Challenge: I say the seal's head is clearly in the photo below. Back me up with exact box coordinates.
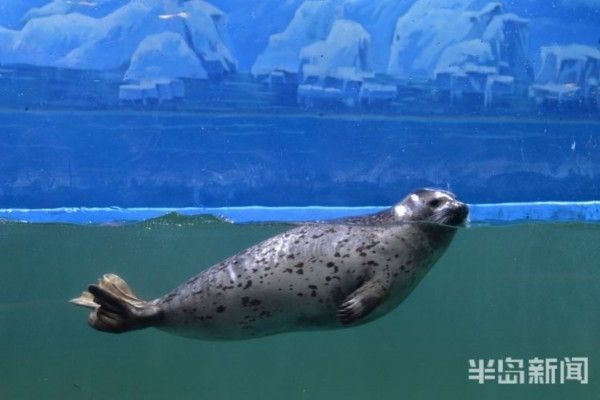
[394,188,468,226]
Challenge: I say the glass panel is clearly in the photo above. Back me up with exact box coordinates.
[0,1,598,399]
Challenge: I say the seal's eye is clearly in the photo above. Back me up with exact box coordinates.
[428,199,441,208]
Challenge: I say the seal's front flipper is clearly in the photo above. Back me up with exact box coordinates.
[70,274,162,334]
[337,280,388,325]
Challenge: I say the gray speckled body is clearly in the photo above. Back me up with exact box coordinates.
[155,221,456,340]
[72,189,468,340]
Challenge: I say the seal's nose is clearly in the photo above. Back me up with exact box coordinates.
[448,200,469,225]
[452,201,469,225]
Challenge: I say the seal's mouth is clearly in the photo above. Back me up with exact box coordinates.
[448,203,469,226]
[432,202,469,226]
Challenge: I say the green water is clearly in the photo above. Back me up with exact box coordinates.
[0,216,598,400]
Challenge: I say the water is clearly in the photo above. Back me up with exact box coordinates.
[1,215,598,399]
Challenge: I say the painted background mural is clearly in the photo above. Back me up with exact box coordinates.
[0,0,598,207]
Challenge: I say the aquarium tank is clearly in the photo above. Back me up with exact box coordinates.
[0,0,598,399]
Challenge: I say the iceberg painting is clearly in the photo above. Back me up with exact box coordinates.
[0,1,235,79]
[0,0,597,210]
[0,0,598,111]
[529,44,600,106]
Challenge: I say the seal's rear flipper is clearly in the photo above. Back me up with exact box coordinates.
[70,274,163,334]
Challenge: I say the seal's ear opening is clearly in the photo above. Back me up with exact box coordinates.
[393,203,411,219]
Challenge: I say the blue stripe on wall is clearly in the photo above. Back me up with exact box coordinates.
[1,202,599,225]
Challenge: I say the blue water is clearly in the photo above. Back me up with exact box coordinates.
[0,217,598,399]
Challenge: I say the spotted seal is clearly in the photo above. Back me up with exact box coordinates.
[71,188,468,340]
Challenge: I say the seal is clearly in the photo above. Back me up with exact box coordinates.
[71,188,468,340]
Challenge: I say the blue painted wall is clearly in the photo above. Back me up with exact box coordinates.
[1,111,597,208]
[0,1,598,209]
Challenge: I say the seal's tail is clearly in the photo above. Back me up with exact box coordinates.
[70,274,162,334]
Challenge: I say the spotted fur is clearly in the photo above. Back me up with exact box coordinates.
[72,188,468,341]
[153,189,468,340]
